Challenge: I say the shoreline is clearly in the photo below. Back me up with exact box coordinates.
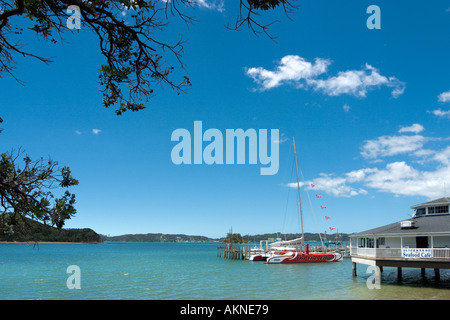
[0,241,103,245]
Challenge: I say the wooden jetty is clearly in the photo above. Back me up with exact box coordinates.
[217,245,246,260]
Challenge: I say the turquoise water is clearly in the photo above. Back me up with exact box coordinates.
[1,242,450,300]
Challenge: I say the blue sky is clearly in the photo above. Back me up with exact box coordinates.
[1,0,450,238]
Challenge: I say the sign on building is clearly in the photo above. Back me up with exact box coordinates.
[401,248,432,259]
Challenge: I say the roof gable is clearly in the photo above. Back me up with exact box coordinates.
[351,214,450,237]
[410,197,450,209]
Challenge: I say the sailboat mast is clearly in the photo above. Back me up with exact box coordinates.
[292,137,305,250]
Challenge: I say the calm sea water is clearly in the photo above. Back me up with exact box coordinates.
[1,242,450,300]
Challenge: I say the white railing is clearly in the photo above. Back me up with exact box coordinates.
[433,249,450,259]
[350,247,450,260]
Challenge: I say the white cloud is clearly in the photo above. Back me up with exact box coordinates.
[273,133,288,144]
[431,109,450,118]
[364,161,419,187]
[343,104,351,112]
[246,56,405,99]
[309,64,405,99]
[246,55,330,90]
[75,129,102,135]
[193,0,224,11]
[161,0,224,11]
[290,160,449,199]
[413,148,435,158]
[438,90,450,103]
[363,161,449,199]
[345,168,377,183]
[287,174,367,198]
[289,124,450,199]
[361,134,426,159]
[398,123,425,134]
[429,90,450,119]
[433,146,450,165]
[391,85,406,99]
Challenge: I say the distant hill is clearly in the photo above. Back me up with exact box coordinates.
[102,233,216,243]
[0,217,349,244]
[101,231,349,243]
[0,218,103,243]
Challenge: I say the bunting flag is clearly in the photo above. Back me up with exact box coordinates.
[311,184,316,188]
[315,194,322,198]
[320,206,326,209]
[329,227,336,231]
[325,216,331,220]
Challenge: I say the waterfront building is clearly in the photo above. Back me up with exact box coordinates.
[350,197,450,282]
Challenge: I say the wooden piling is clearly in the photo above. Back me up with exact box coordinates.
[218,246,244,260]
[435,268,440,282]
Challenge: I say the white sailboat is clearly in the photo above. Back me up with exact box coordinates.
[266,137,343,264]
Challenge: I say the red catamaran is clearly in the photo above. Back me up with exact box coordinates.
[266,137,343,264]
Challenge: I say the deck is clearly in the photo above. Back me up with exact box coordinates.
[350,247,450,282]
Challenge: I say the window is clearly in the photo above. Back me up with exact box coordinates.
[358,237,377,248]
[428,206,449,214]
[415,208,426,216]
[358,238,366,248]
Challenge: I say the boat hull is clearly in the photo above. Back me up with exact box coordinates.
[249,254,268,261]
[266,251,343,264]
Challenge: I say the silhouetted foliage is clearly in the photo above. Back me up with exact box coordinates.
[0,149,78,234]
[0,217,102,243]
[222,232,247,244]
[0,0,296,115]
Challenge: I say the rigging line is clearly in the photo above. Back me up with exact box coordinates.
[298,162,324,247]
[297,197,302,236]
[281,147,295,237]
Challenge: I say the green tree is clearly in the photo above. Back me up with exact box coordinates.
[0,0,296,115]
[222,232,247,244]
[0,149,78,233]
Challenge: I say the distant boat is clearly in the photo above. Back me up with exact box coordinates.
[248,249,271,261]
[248,238,301,261]
[248,240,271,261]
[266,137,343,264]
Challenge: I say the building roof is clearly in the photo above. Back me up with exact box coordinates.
[351,214,450,237]
[410,197,450,209]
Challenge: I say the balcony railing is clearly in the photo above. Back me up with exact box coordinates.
[350,247,450,260]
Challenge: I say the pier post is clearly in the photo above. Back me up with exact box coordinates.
[421,268,426,276]
[352,262,357,277]
[435,269,440,282]
[397,267,402,282]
